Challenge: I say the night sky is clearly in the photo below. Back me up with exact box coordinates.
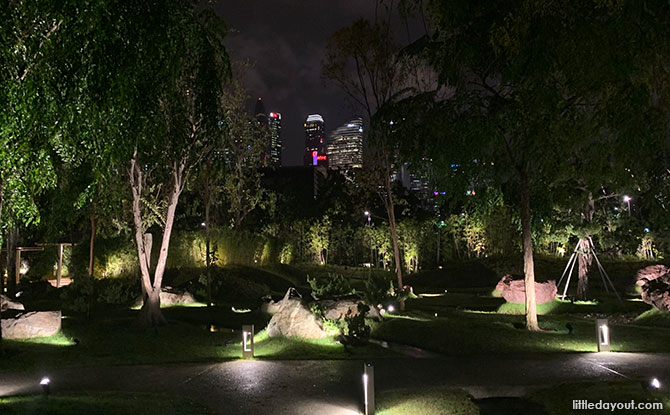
[214,1,381,166]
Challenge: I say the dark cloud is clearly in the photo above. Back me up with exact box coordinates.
[214,0,378,166]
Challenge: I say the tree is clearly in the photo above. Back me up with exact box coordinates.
[220,81,269,230]
[323,15,412,300]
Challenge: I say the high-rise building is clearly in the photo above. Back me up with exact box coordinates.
[304,114,327,166]
[326,118,364,171]
[268,112,282,167]
[254,97,266,123]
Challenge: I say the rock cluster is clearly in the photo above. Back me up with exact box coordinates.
[636,265,670,312]
[1,311,62,339]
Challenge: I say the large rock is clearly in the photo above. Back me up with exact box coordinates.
[260,287,302,314]
[638,268,670,311]
[319,299,381,321]
[635,265,670,286]
[1,311,61,339]
[266,298,327,339]
[0,294,24,312]
[133,287,197,308]
[496,274,557,304]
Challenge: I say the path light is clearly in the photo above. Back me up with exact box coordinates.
[650,378,661,389]
[387,305,395,313]
[40,377,50,396]
[242,325,254,358]
[363,362,375,415]
[596,319,610,352]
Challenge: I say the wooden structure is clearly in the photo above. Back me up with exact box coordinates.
[2,243,74,288]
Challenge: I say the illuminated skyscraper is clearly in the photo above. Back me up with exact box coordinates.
[268,112,282,167]
[326,118,364,171]
[304,114,327,166]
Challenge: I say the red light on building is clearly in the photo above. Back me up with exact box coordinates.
[316,155,327,161]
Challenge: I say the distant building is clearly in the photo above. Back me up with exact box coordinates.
[268,112,282,167]
[326,118,363,171]
[254,97,266,123]
[304,114,327,166]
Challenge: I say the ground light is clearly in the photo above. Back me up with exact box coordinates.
[363,362,375,415]
[242,325,254,358]
[596,319,610,352]
[40,377,50,396]
[651,378,661,389]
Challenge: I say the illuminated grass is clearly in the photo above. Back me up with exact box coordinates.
[11,331,77,347]
[635,308,670,328]
[0,392,212,415]
[378,387,478,415]
[372,309,670,354]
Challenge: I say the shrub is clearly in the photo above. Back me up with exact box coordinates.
[307,273,354,298]
[361,273,395,306]
[341,303,371,343]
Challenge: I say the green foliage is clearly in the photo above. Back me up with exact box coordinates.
[362,273,395,306]
[60,275,140,313]
[307,273,355,298]
[341,303,371,342]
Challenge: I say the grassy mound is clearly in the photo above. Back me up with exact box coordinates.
[635,308,670,328]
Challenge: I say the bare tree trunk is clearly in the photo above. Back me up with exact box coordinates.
[577,193,595,299]
[519,169,539,331]
[0,179,3,348]
[141,233,152,299]
[577,239,592,300]
[88,206,97,276]
[6,228,18,295]
[384,170,404,309]
[204,177,212,308]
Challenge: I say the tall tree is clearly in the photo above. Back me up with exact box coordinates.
[323,15,413,299]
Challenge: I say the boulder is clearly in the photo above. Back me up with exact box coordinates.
[0,294,24,312]
[260,287,302,314]
[318,299,381,320]
[638,269,670,312]
[635,265,670,286]
[1,311,62,339]
[266,298,327,339]
[497,274,557,304]
[133,288,197,308]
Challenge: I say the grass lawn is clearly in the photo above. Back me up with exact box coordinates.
[371,307,670,354]
[0,392,213,415]
[0,305,397,371]
[375,381,670,415]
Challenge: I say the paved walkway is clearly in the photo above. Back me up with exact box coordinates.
[1,353,669,414]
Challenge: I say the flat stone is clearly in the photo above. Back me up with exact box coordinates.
[1,311,62,339]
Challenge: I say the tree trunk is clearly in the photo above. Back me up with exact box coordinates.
[141,233,152,299]
[576,193,595,299]
[88,208,97,276]
[6,228,18,295]
[577,239,592,300]
[519,169,539,331]
[0,179,3,348]
[384,170,404,310]
[204,179,212,308]
[138,288,166,327]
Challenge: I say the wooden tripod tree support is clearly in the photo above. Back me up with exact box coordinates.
[557,237,621,302]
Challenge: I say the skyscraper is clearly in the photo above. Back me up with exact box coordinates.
[268,112,282,167]
[326,118,364,171]
[304,114,327,166]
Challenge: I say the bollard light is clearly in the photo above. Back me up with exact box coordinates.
[40,377,50,396]
[363,362,375,415]
[242,324,254,358]
[596,319,610,352]
[387,305,395,313]
[651,378,661,389]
